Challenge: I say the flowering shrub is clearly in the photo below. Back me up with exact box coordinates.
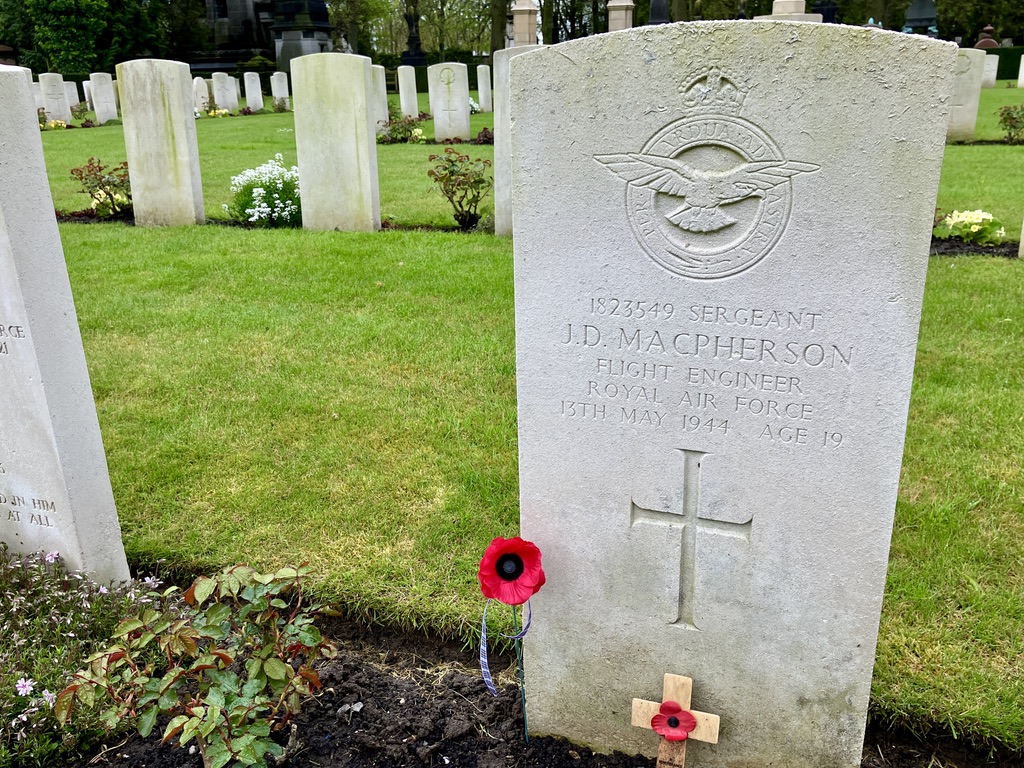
[40,119,67,131]
[223,154,301,228]
[933,209,1006,246]
[208,108,230,118]
[56,564,337,768]
[70,157,133,219]
[271,97,289,113]
[997,104,1024,144]
[70,102,89,121]
[428,147,492,231]
[377,115,426,145]
[469,96,480,114]
[0,545,148,767]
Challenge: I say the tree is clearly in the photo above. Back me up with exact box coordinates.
[328,0,394,55]
[25,0,108,72]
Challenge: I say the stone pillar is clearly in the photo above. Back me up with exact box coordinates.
[427,63,471,141]
[212,72,238,111]
[754,0,823,21]
[607,0,634,31]
[116,59,204,226]
[397,65,418,117]
[90,73,118,124]
[477,64,492,112]
[947,48,985,142]
[270,72,290,110]
[243,72,264,111]
[0,66,130,584]
[512,0,539,46]
[370,64,390,133]
[494,46,543,236]
[39,73,71,123]
[194,77,210,111]
[291,53,380,232]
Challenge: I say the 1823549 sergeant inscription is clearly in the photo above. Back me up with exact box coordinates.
[595,68,818,280]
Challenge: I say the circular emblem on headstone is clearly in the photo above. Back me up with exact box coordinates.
[440,67,455,85]
[595,69,819,280]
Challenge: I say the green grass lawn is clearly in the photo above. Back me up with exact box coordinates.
[28,91,1024,752]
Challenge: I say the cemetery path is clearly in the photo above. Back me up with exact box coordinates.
[71,620,1018,768]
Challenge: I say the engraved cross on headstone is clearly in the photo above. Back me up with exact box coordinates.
[439,67,458,129]
[631,449,752,630]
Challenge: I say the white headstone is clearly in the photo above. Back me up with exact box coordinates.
[112,79,119,109]
[754,0,823,20]
[243,72,263,111]
[194,76,210,111]
[270,71,290,109]
[64,81,79,107]
[427,62,471,141]
[476,64,492,112]
[1019,55,1024,89]
[292,52,380,232]
[116,59,204,226]
[212,72,238,112]
[39,73,71,123]
[397,65,418,118]
[30,82,42,110]
[0,66,130,585]
[370,64,390,134]
[511,22,955,766]
[82,80,92,109]
[494,46,543,236]
[981,53,998,87]
[90,73,118,124]
[233,76,241,102]
[947,48,985,142]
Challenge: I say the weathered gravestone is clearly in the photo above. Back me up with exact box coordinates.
[477,64,492,112]
[0,67,130,584]
[1019,56,1024,89]
[243,72,264,111]
[982,53,998,87]
[494,45,543,236]
[512,22,955,767]
[194,76,210,111]
[90,72,118,124]
[116,59,204,226]
[292,53,380,232]
[82,81,92,110]
[398,65,418,118]
[212,72,239,112]
[946,48,985,142]
[270,72,290,110]
[427,62,471,141]
[39,73,71,123]
[64,81,79,107]
[370,64,390,134]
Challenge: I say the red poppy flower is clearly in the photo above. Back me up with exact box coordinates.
[651,701,697,742]
[478,536,545,605]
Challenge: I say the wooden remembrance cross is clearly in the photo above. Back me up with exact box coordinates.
[630,448,752,630]
[632,674,720,768]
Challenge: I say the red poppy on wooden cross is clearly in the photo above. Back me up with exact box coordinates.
[631,673,720,768]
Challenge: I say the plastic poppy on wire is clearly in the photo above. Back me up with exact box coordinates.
[477,536,545,700]
[651,701,697,742]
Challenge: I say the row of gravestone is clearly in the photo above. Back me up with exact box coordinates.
[0,20,971,766]
[948,49,1017,141]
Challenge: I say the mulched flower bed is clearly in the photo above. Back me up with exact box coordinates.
[930,236,1019,258]
[68,618,1021,768]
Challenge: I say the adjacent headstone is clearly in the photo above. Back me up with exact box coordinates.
[213,72,238,112]
[194,76,210,111]
[608,0,635,31]
[494,45,543,236]
[477,64,492,112]
[427,63,471,141]
[370,64,390,134]
[90,73,118,124]
[243,72,264,111]
[511,22,955,767]
[1019,56,1024,89]
[116,59,204,226]
[754,0,822,21]
[982,53,998,87]
[292,52,380,232]
[0,66,130,585]
[397,65,418,118]
[30,82,42,111]
[64,81,79,107]
[39,73,71,123]
[112,79,119,109]
[82,81,92,110]
[233,76,241,102]
[270,71,290,110]
[512,0,539,45]
[946,48,985,142]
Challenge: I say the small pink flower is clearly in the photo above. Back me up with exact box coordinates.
[42,690,56,707]
[15,678,35,697]
[44,551,59,564]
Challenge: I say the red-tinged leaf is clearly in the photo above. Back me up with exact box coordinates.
[54,687,77,724]
[297,666,322,690]
[182,581,197,605]
[162,714,189,744]
[211,650,234,666]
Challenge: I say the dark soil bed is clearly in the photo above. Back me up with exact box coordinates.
[69,619,1022,768]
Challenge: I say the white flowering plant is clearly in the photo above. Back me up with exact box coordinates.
[223,154,302,228]
[932,209,1006,246]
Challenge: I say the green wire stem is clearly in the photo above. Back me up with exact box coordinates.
[512,603,529,743]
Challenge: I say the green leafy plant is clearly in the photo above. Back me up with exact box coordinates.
[271,97,289,113]
[70,101,89,121]
[377,115,425,145]
[427,147,493,231]
[932,209,1006,246]
[56,564,337,768]
[69,157,132,218]
[223,154,301,228]
[997,104,1024,144]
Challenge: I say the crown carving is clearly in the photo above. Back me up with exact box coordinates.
[677,68,747,115]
